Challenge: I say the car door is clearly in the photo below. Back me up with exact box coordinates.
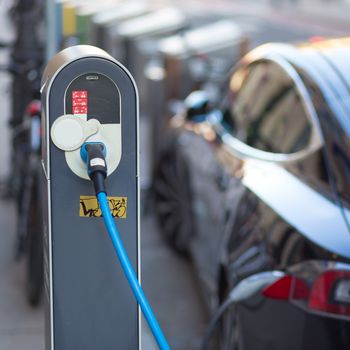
[214,56,348,289]
[182,55,322,308]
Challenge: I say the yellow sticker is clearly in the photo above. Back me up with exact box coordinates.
[79,196,127,218]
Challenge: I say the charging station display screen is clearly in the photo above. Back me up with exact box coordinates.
[65,72,120,124]
[72,90,88,114]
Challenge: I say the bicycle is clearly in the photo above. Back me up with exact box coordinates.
[1,0,45,306]
[11,99,43,305]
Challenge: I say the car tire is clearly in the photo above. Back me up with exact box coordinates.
[220,305,243,350]
[153,137,195,255]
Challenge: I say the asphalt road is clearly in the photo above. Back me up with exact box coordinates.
[0,1,350,350]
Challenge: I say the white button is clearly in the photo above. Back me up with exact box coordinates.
[51,118,84,151]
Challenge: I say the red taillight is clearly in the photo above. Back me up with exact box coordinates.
[262,275,309,300]
[262,269,350,317]
[309,270,350,316]
[309,36,325,44]
[26,100,41,117]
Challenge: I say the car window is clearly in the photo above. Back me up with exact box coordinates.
[295,67,350,205]
[225,60,313,154]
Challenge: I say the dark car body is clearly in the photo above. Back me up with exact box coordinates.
[154,38,350,349]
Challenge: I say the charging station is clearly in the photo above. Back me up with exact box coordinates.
[41,45,140,350]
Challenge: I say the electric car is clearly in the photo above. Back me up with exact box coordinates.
[153,38,350,349]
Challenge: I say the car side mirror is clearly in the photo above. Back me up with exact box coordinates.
[184,90,213,123]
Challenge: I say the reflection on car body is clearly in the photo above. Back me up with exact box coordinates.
[154,38,350,349]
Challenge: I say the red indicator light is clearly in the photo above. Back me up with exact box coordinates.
[72,99,87,107]
[72,91,88,114]
[73,106,88,114]
[72,91,88,99]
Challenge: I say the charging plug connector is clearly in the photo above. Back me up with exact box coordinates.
[81,142,107,195]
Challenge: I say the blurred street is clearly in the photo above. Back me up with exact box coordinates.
[0,0,350,349]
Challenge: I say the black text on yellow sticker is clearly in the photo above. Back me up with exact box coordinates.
[79,196,127,218]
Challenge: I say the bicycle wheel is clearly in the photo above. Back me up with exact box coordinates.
[26,166,43,306]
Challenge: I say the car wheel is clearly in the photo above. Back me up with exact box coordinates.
[204,304,243,350]
[153,138,195,255]
[220,305,243,350]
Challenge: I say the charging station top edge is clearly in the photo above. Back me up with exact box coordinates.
[42,45,139,101]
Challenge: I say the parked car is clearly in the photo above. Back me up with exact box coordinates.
[153,38,350,349]
[146,20,247,186]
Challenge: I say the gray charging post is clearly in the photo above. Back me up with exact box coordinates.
[41,45,139,350]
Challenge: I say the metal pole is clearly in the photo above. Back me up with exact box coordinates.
[46,0,61,61]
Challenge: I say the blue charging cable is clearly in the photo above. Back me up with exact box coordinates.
[81,142,171,350]
[98,192,171,350]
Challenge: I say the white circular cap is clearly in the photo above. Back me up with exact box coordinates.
[51,117,85,151]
